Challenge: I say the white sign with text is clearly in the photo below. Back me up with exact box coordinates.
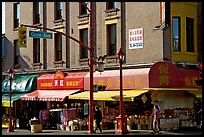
[129,28,143,49]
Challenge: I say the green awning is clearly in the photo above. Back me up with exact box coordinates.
[2,75,38,93]
[2,93,27,107]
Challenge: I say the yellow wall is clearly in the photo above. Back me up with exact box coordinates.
[171,2,198,63]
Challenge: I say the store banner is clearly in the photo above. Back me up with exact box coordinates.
[37,71,87,90]
[149,61,201,88]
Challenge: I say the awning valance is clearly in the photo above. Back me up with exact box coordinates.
[68,90,148,101]
[20,89,81,102]
[2,75,38,93]
[2,93,27,107]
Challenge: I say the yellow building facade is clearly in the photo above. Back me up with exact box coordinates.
[171,2,198,63]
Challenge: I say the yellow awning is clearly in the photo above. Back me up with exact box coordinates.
[68,89,148,101]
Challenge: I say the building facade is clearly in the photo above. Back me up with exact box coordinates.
[3,2,202,74]
[3,2,202,130]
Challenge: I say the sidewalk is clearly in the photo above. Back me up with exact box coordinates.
[2,128,202,135]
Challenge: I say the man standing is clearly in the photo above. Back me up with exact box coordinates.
[94,106,102,133]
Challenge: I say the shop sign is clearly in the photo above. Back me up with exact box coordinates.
[54,71,65,89]
[37,71,86,89]
[129,28,143,49]
[149,61,201,88]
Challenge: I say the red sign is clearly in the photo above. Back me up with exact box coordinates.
[149,61,200,88]
[37,71,87,90]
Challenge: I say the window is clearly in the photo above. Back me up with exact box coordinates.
[186,17,194,52]
[172,17,181,52]
[106,2,116,9]
[14,40,20,65]
[33,38,40,63]
[13,2,20,28]
[54,33,62,61]
[33,2,40,24]
[79,2,88,15]
[54,2,62,20]
[107,24,117,56]
[79,28,88,59]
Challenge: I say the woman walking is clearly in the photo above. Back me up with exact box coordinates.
[153,105,160,133]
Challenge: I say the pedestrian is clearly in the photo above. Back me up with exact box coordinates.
[153,105,160,133]
[153,99,160,130]
[94,106,102,133]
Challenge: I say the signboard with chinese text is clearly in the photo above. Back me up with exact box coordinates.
[129,28,143,49]
[149,61,201,88]
[37,71,87,90]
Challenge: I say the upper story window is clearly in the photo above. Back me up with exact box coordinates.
[106,2,117,10]
[33,38,40,63]
[79,28,88,59]
[14,39,20,65]
[54,2,63,20]
[172,17,181,52]
[79,2,89,15]
[33,2,40,24]
[107,24,117,56]
[54,33,62,61]
[13,2,20,29]
[186,17,194,52]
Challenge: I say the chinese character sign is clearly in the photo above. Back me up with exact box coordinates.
[129,28,144,49]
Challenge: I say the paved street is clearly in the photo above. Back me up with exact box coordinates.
[2,129,202,136]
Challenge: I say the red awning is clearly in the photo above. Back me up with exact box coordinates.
[20,89,80,102]
[84,68,150,90]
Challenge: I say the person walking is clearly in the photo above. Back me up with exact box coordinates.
[153,100,160,131]
[153,105,160,133]
[94,106,102,133]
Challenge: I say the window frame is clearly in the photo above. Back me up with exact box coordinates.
[79,28,89,59]
[107,24,117,56]
[54,2,63,20]
[106,2,117,10]
[13,2,20,29]
[14,39,20,65]
[79,2,89,15]
[33,2,40,24]
[33,38,40,63]
[186,17,194,52]
[54,33,62,61]
[172,16,181,52]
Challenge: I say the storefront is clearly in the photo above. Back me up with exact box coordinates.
[20,71,88,129]
[2,74,38,128]
[69,61,201,130]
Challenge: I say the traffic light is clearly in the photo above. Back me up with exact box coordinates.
[18,26,27,48]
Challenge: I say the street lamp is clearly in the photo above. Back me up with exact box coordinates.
[115,48,128,134]
[7,68,14,132]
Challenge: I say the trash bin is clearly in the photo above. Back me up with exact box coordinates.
[29,118,42,133]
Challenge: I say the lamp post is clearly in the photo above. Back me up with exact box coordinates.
[115,48,128,134]
[7,68,14,132]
